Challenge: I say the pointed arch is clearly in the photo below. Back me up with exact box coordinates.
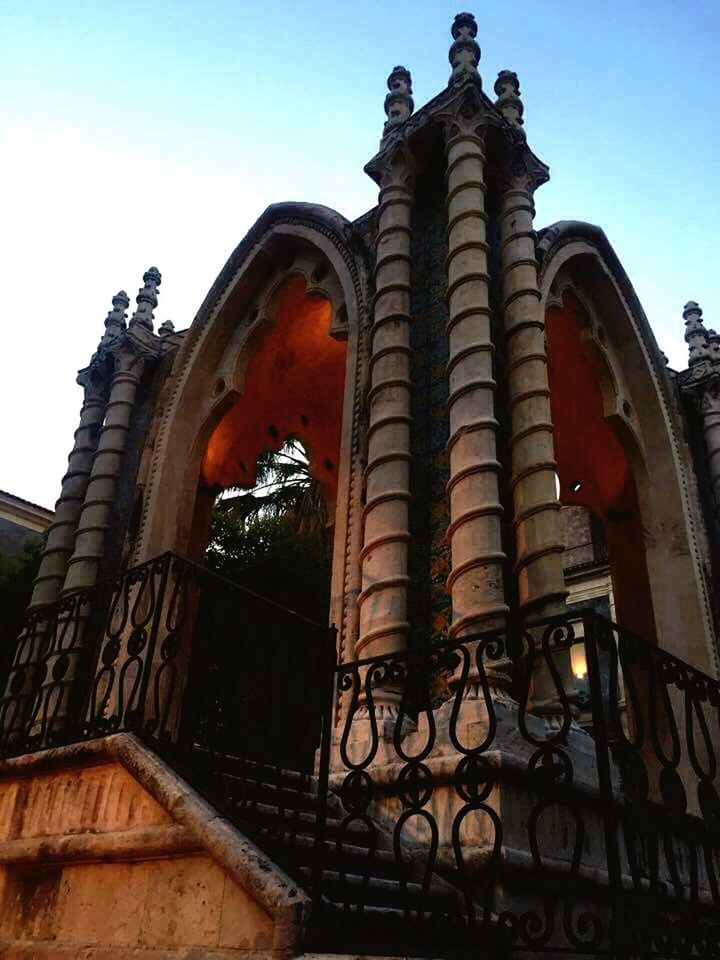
[538,221,717,674]
[131,202,372,665]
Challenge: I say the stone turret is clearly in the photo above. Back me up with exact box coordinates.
[684,300,710,365]
[494,69,525,136]
[103,290,130,339]
[448,12,481,87]
[129,266,162,332]
[383,66,414,141]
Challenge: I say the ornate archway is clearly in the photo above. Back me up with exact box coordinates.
[538,221,717,672]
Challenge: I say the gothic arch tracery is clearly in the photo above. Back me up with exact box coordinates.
[131,202,372,667]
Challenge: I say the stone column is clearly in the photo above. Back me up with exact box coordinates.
[62,345,145,592]
[495,73,566,619]
[444,113,508,638]
[357,79,415,660]
[63,270,160,592]
[30,294,129,607]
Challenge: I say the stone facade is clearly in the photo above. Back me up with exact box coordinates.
[2,9,720,958]
[0,491,52,561]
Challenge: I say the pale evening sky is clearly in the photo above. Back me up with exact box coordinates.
[1,0,718,509]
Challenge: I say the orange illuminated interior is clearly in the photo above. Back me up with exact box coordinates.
[546,290,657,643]
[202,276,347,507]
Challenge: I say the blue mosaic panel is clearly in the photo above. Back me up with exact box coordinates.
[408,181,451,646]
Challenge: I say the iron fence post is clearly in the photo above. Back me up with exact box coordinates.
[135,552,173,736]
[583,609,624,960]
[310,624,337,925]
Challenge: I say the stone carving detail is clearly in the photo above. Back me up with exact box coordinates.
[494,70,525,136]
[684,301,711,366]
[383,66,414,142]
[448,12,481,88]
[104,291,130,339]
[129,267,162,332]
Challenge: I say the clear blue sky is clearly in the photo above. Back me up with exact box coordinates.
[1,1,718,508]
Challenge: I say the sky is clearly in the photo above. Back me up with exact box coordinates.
[1,0,718,509]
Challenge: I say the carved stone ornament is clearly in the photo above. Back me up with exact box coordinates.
[494,69,525,136]
[448,12,481,88]
[684,300,710,366]
[383,66,414,139]
[129,266,162,332]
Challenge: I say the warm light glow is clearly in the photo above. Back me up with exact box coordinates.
[202,276,347,506]
[571,644,588,680]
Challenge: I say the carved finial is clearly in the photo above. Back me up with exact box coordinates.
[708,329,720,364]
[382,66,414,142]
[159,319,175,337]
[129,267,162,332]
[684,301,710,365]
[449,12,481,88]
[104,290,129,337]
[494,70,525,136]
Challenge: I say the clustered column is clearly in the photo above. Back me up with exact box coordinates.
[63,270,160,592]
[444,116,508,636]
[495,72,566,617]
[357,70,415,661]
[444,16,508,638]
[30,293,129,607]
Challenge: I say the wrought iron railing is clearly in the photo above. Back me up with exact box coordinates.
[1,556,719,959]
[309,613,720,958]
[0,552,336,763]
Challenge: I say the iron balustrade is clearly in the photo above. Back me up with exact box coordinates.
[0,552,336,764]
[309,613,720,959]
[0,556,719,959]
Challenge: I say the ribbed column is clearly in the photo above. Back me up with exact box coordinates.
[498,181,566,615]
[357,148,414,660]
[30,372,108,606]
[62,345,145,592]
[30,292,129,607]
[445,118,508,638]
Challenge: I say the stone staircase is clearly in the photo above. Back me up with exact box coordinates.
[157,743,466,953]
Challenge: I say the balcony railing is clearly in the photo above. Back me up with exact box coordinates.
[0,552,335,762]
[312,614,720,958]
[0,554,718,959]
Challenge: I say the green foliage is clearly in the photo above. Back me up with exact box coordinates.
[206,446,331,625]
[0,537,43,646]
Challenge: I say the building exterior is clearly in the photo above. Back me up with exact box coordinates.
[0,490,52,560]
[0,13,718,959]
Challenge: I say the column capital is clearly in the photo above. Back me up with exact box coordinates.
[76,363,110,403]
[373,140,417,191]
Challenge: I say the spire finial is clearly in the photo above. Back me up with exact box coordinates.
[105,291,129,337]
[382,66,414,142]
[129,267,162,332]
[684,301,710,365]
[494,70,525,136]
[449,12,481,88]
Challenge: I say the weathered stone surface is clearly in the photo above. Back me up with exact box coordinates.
[0,736,304,957]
